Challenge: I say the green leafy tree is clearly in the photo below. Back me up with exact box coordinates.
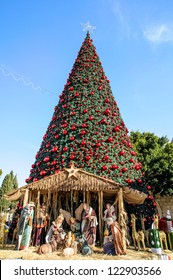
[0,170,18,212]
[130,131,173,196]
[26,31,156,227]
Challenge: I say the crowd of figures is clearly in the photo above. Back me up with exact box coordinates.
[4,201,126,256]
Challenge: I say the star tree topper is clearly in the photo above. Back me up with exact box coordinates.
[80,21,96,33]
[64,162,80,179]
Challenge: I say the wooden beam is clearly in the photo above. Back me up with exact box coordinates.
[118,188,127,251]
[83,190,86,203]
[98,190,103,245]
[71,190,73,216]
[23,189,29,207]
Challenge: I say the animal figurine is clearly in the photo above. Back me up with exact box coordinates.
[140,215,150,247]
[130,214,146,251]
[153,215,168,250]
[37,240,58,254]
[77,235,93,256]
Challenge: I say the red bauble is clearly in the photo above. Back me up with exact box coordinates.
[103,155,109,161]
[104,108,110,115]
[80,130,86,135]
[107,137,114,143]
[85,155,91,161]
[100,118,106,124]
[70,136,75,141]
[43,156,50,162]
[63,147,68,152]
[63,130,68,135]
[135,165,141,170]
[111,164,118,170]
[119,150,125,156]
[122,167,127,173]
[102,165,107,170]
[51,146,58,152]
[113,126,120,132]
[81,123,87,128]
[70,155,75,160]
[104,98,109,103]
[69,86,74,91]
[96,142,101,147]
[40,170,46,176]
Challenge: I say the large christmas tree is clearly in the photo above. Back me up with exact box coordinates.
[26,31,156,228]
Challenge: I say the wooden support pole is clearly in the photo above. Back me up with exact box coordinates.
[47,189,51,214]
[23,189,29,207]
[83,190,86,203]
[70,190,73,216]
[98,190,103,245]
[28,190,31,204]
[118,188,127,252]
[36,190,40,220]
[53,191,58,220]
[86,191,90,205]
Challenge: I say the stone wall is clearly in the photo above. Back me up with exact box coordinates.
[155,195,173,218]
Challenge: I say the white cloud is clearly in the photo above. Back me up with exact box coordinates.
[143,24,173,44]
[109,0,131,37]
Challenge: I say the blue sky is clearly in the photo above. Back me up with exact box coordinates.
[0,0,173,187]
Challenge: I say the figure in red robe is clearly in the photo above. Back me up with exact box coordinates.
[103,217,126,255]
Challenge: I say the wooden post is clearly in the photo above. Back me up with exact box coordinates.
[86,191,90,205]
[70,190,73,216]
[47,189,51,209]
[98,190,103,245]
[23,189,29,207]
[28,190,31,204]
[83,190,86,203]
[36,190,40,217]
[118,188,127,251]
[53,191,58,220]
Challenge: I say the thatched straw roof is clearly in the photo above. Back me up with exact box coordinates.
[4,166,147,204]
